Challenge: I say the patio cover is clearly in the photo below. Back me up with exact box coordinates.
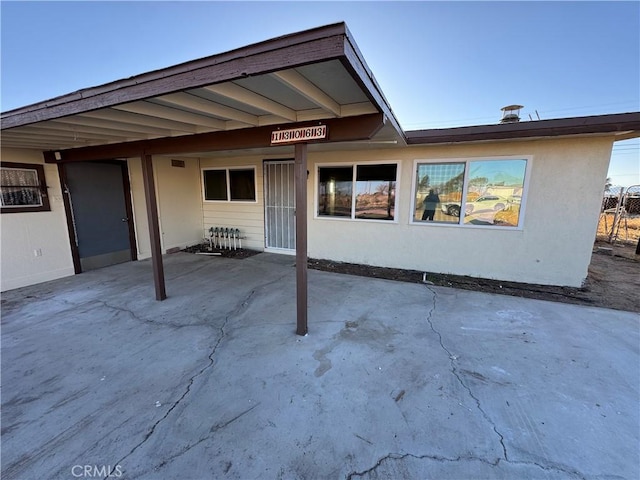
[2,21,639,333]
[0,22,407,335]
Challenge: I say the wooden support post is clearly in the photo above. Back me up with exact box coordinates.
[295,143,308,336]
[141,153,167,301]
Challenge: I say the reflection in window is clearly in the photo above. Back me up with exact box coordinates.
[318,164,398,220]
[1,162,50,213]
[414,163,464,223]
[318,166,353,217]
[355,164,396,220]
[464,159,526,227]
[413,158,527,227]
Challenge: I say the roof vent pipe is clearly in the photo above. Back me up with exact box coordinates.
[500,105,523,123]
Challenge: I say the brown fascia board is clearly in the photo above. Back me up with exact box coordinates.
[43,113,385,163]
[340,25,405,142]
[405,112,640,144]
[0,22,353,130]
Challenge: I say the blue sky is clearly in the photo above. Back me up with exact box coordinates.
[1,1,638,186]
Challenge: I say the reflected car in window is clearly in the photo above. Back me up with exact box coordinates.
[441,195,508,217]
[440,201,462,217]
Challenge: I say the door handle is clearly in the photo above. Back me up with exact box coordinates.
[121,217,129,222]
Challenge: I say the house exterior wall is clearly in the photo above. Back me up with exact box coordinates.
[305,136,613,287]
[128,156,203,259]
[200,156,267,251]
[0,135,614,291]
[0,148,75,291]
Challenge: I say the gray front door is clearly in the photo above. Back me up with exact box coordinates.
[65,161,134,271]
[264,160,295,251]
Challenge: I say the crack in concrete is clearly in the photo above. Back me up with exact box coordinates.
[423,285,509,460]
[102,273,291,480]
[98,300,216,330]
[346,452,500,479]
[165,260,218,281]
[346,452,587,479]
[209,403,260,433]
[103,286,258,480]
[509,459,587,479]
[420,286,587,480]
[135,403,261,478]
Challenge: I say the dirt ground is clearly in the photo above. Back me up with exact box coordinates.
[308,240,640,313]
[184,240,640,313]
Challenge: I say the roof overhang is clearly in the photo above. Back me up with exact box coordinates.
[1,22,405,159]
[405,112,640,145]
[2,22,639,159]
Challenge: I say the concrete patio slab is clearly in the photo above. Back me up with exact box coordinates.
[1,252,638,480]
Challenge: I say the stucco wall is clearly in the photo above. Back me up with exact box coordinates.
[1,136,614,291]
[128,156,203,259]
[0,148,75,291]
[305,136,613,287]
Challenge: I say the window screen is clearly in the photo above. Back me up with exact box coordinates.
[414,159,527,227]
[414,163,465,223]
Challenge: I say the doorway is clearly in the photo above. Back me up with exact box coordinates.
[264,160,295,252]
[62,161,137,272]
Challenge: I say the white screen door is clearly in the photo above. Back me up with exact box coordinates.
[264,160,295,251]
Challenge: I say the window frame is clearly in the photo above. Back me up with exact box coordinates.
[409,155,532,230]
[315,161,400,223]
[1,162,51,214]
[201,166,257,203]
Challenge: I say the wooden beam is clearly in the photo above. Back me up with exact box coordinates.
[44,113,385,163]
[141,153,167,301]
[27,120,151,139]
[2,27,347,129]
[113,101,226,131]
[295,143,308,336]
[57,115,173,136]
[158,92,260,126]
[82,109,198,134]
[203,83,298,121]
[272,70,341,117]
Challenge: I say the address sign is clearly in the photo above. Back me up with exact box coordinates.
[271,125,327,145]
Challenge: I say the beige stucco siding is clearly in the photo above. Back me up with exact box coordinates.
[306,136,613,287]
[0,136,614,291]
[128,156,203,259]
[0,148,75,291]
[200,157,266,251]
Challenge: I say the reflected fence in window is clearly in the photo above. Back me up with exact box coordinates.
[414,158,528,227]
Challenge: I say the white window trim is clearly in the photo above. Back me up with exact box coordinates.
[409,155,533,230]
[314,160,401,223]
[201,166,258,203]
